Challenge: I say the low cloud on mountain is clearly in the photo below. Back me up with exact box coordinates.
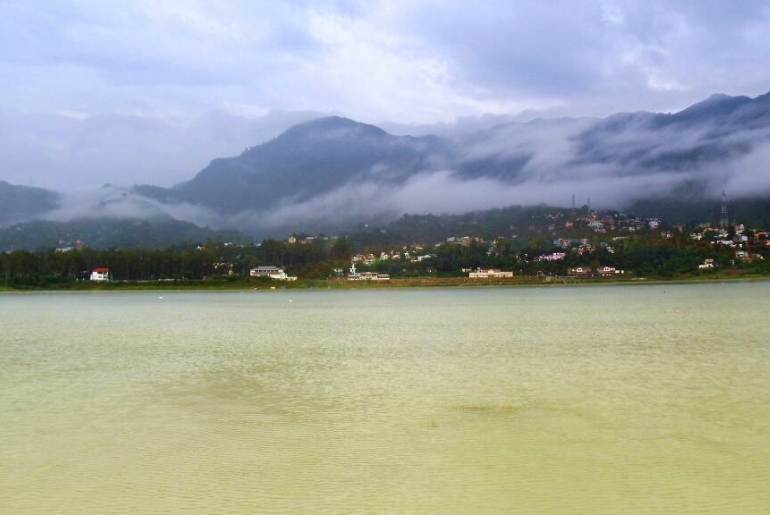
[4,92,770,237]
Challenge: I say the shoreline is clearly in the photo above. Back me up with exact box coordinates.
[2,273,769,293]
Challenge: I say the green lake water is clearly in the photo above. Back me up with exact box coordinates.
[1,283,769,513]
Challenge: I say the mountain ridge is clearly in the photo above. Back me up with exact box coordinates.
[3,90,770,241]
[141,90,770,216]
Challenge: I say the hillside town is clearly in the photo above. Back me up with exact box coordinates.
[342,208,767,281]
[3,202,769,289]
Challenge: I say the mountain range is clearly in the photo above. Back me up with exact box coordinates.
[2,91,770,248]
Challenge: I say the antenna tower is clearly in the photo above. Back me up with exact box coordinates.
[720,190,729,229]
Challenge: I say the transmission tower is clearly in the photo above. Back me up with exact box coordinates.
[720,190,729,229]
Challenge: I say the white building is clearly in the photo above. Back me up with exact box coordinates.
[351,253,376,265]
[250,266,297,281]
[535,252,567,262]
[598,266,624,277]
[468,268,514,279]
[90,267,110,282]
[699,258,716,270]
[347,263,390,281]
[588,220,605,232]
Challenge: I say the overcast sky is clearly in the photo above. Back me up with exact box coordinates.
[2,0,770,190]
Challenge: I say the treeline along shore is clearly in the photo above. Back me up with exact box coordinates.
[2,216,769,290]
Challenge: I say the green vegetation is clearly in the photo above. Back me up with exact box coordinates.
[2,204,769,291]
[0,238,353,289]
[2,229,768,291]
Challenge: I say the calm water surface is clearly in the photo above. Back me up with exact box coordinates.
[1,283,770,514]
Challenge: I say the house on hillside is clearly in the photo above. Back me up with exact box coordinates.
[90,267,110,282]
[535,252,567,262]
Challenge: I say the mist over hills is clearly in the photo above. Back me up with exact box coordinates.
[0,181,60,226]
[159,116,448,215]
[2,91,770,247]
[140,91,770,223]
[0,219,243,251]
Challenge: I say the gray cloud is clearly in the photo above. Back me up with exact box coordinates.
[0,107,323,190]
[1,0,770,191]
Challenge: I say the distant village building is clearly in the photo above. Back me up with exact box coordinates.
[598,266,624,277]
[446,236,484,247]
[735,250,764,263]
[250,266,297,281]
[553,238,575,249]
[347,263,390,281]
[588,220,606,232]
[90,267,110,282]
[699,258,716,270]
[349,272,391,281]
[568,267,593,277]
[468,268,513,279]
[569,266,623,278]
[351,253,377,265]
[287,234,319,245]
[535,252,567,262]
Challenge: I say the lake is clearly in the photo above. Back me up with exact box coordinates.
[2,283,769,513]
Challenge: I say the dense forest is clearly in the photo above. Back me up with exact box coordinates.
[0,238,351,287]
